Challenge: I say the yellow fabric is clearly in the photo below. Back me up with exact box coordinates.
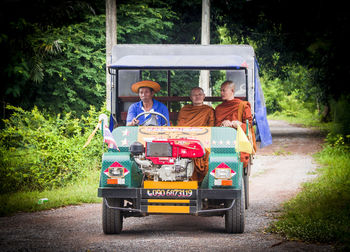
[237,101,257,153]
[235,125,253,154]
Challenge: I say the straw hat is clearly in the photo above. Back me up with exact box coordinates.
[131,80,161,93]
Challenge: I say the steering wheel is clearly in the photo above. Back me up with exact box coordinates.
[134,111,168,126]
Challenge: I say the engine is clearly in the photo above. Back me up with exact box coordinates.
[130,139,205,181]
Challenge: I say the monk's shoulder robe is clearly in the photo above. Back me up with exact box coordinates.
[215,98,252,131]
[177,104,214,126]
[215,98,253,168]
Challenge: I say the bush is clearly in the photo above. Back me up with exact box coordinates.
[330,95,350,136]
[261,64,319,116]
[269,134,350,249]
[0,105,105,194]
[261,76,284,114]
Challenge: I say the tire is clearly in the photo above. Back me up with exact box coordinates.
[102,198,123,234]
[225,178,245,233]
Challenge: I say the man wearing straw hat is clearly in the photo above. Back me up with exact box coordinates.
[126,80,170,126]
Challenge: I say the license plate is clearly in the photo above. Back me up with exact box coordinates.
[143,189,194,198]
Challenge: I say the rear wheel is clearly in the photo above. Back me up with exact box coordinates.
[225,178,245,233]
[102,198,123,234]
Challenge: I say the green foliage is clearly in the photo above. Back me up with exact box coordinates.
[0,169,101,216]
[0,105,105,194]
[268,136,350,249]
[117,1,177,44]
[260,64,320,117]
[213,0,350,103]
[1,15,106,116]
[329,95,350,136]
[278,91,309,117]
[38,15,106,115]
[2,2,177,117]
[261,77,284,114]
[161,0,201,44]
[210,71,226,97]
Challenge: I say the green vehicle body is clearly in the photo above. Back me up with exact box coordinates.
[99,127,242,189]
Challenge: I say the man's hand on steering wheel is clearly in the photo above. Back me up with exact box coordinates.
[134,111,168,126]
[130,118,139,126]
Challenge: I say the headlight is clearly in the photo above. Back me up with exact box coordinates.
[108,167,124,177]
[215,168,231,179]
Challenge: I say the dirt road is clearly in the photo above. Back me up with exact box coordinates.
[0,120,333,251]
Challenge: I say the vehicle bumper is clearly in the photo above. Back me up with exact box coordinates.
[98,187,240,214]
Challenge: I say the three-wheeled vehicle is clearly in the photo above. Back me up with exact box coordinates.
[98,44,269,234]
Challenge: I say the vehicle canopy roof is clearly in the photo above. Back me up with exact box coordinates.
[109,44,256,111]
[109,54,246,70]
[110,44,255,68]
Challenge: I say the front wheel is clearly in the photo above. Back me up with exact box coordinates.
[102,198,123,234]
[225,179,245,233]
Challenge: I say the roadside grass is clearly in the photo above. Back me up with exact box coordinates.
[0,169,101,216]
[273,148,292,156]
[268,112,332,133]
[267,114,350,250]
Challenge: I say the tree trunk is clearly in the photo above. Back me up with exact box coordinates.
[201,0,210,46]
[199,0,211,99]
[106,0,117,111]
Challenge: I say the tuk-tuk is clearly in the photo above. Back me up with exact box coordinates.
[98,44,271,234]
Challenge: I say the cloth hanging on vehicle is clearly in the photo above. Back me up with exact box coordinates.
[109,114,115,132]
[237,101,257,153]
[254,60,272,148]
[235,125,253,154]
[191,149,210,182]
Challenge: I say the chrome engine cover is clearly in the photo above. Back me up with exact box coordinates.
[158,159,193,181]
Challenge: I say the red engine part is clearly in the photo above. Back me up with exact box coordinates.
[145,138,205,165]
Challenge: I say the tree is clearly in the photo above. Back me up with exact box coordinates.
[0,0,104,117]
[116,1,176,44]
[211,0,350,106]
[1,0,177,117]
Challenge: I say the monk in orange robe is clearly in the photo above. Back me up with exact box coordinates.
[177,88,214,127]
[177,87,214,181]
[215,80,256,168]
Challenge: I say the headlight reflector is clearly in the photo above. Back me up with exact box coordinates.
[108,167,124,177]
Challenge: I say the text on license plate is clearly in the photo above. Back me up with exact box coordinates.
[146,189,193,198]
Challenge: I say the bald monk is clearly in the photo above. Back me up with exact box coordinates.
[177,87,215,127]
[215,80,256,168]
[177,87,214,182]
